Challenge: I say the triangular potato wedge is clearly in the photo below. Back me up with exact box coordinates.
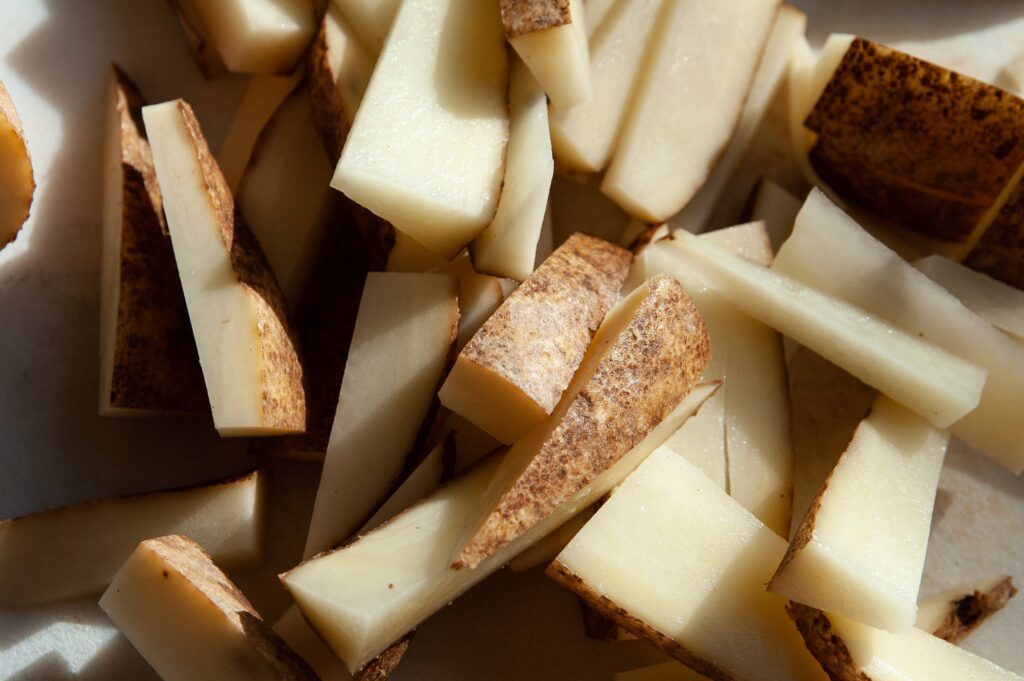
[0,80,33,249]
[100,535,317,681]
[143,99,306,436]
[452,274,710,569]
[99,67,206,415]
[439,233,631,444]
[501,0,592,109]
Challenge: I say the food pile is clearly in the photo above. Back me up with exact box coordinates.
[1,1,1023,680]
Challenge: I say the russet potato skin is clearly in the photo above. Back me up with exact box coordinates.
[806,38,1024,244]
[0,80,34,249]
[929,578,1018,644]
[107,67,207,412]
[458,274,711,568]
[966,180,1024,290]
[500,0,571,38]
[785,603,867,681]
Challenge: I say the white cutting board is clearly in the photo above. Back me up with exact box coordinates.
[0,1,1022,679]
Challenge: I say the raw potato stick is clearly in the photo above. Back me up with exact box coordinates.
[100,535,318,681]
[99,66,207,414]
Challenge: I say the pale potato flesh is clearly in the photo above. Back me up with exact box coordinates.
[551,449,826,681]
[506,0,593,110]
[332,0,509,258]
[304,272,458,557]
[601,0,780,222]
[100,535,317,681]
[357,441,447,535]
[770,397,949,633]
[775,189,1024,473]
[440,233,631,444]
[0,470,263,608]
[668,5,805,232]
[191,0,315,74]
[471,58,554,282]
[751,179,802,250]
[660,365,726,489]
[333,0,401,54]
[915,254,1024,341]
[584,0,616,34]
[505,506,595,574]
[548,0,665,173]
[792,606,1024,681]
[282,384,718,674]
[916,576,1017,643]
[143,100,305,435]
[0,80,34,249]
[433,253,506,350]
[668,230,986,428]
[453,275,710,568]
[237,89,337,307]
[216,72,302,193]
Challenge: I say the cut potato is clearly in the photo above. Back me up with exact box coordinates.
[502,0,592,109]
[668,5,806,232]
[547,0,665,173]
[788,604,1024,681]
[786,346,876,538]
[549,448,826,681]
[167,0,228,77]
[307,3,375,163]
[183,0,316,75]
[751,178,802,250]
[775,189,1024,473]
[217,71,302,193]
[99,67,206,415]
[100,535,317,681]
[0,470,263,608]
[661,376,726,489]
[806,37,1024,250]
[550,173,632,245]
[304,272,458,557]
[470,58,553,282]
[917,576,1018,643]
[998,53,1024,94]
[0,81,34,249]
[237,88,338,306]
[434,253,506,350]
[281,383,718,674]
[274,606,354,681]
[507,506,595,573]
[385,230,446,273]
[439,234,631,444]
[453,275,710,568]
[332,0,509,258]
[357,441,450,535]
[333,0,401,54]
[584,0,616,34]
[667,230,986,428]
[964,180,1024,291]
[143,100,306,435]
[769,397,949,633]
[916,255,1024,340]
[602,0,780,222]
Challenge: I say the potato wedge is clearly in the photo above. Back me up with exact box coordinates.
[99,67,206,415]
[453,274,710,569]
[0,81,34,249]
[916,254,1024,340]
[143,100,305,435]
[917,576,1017,644]
[439,233,631,444]
[100,535,316,681]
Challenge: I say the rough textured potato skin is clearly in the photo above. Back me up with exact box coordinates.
[931,577,1018,644]
[965,181,1024,290]
[355,634,414,681]
[176,100,306,432]
[307,12,350,166]
[785,603,871,681]
[461,233,632,416]
[500,0,571,38]
[459,274,710,567]
[548,561,735,681]
[108,68,207,412]
[145,535,320,681]
[806,38,1024,243]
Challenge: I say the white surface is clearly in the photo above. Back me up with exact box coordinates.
[1,1,1023,680]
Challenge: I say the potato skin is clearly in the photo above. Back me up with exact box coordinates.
[930,577,1018,644]
[806,38,1024,244]
[785,603,868,681]
[0,79,34,249]
[500,0,572,38]
[965,181,1024,290]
